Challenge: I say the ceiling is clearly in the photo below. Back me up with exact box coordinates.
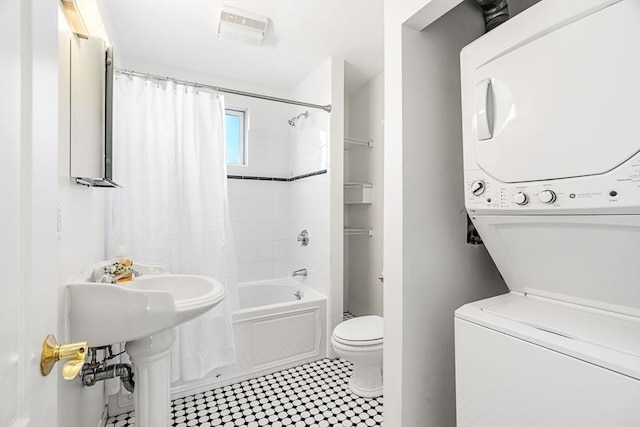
[98,0,384,94]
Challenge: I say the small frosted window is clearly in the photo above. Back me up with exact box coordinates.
[225,109,246,165]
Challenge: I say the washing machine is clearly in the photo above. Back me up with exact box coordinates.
[456,0,640,426]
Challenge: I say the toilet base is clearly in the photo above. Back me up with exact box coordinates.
[348,361,383,398]
[349,379,383,398]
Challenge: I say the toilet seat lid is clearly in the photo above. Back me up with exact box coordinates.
[333,315,383,343]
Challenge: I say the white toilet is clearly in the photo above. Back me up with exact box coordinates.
[331,315,383,398]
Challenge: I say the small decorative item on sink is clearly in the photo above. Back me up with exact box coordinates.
[99,247,141,284]
[100,259,139,283]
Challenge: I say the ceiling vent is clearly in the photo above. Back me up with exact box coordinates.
[218,5,269,46]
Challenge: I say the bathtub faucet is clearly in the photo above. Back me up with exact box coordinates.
[292,268,308,277]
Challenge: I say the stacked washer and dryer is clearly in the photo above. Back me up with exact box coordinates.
[456,0,640,426]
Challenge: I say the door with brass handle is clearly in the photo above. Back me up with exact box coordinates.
[40,335,88,380]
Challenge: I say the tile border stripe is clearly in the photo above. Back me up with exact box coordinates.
[227,169,327,182]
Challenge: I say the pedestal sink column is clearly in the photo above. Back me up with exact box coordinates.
[126,328,176,427]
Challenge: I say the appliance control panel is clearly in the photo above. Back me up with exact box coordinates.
[465,152,640,214]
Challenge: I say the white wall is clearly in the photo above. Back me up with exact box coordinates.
[229,179,290,283]
[384,1,496,425]
[288,106,328,178]
[288,62,331,297]
[398,11,497,424]
[329,58,345,335]
[383,1,432,421]
[226,94,290,179]
[226,94,292,283]
[345,72,384,316]
[288,174,330,291]
[288,57,344,338]
[57,23,110,427]
[384,0,541,425]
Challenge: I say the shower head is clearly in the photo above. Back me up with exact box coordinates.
[288,111,309,127]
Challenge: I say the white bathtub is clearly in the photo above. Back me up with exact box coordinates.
[170,278,327,398]
[238,279,307,309]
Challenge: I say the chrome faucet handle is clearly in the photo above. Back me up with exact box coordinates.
[100,266,141,284]
[297,230,309,246]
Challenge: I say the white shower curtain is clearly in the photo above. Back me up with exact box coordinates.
[108,75,239,382]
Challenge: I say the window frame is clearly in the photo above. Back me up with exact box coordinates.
[225,107,248,166]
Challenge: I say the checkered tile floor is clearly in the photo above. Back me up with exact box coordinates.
[105,358,383,427]
[342,312,356,321]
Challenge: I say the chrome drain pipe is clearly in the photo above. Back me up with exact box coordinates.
[82,363,135,393]
[80,346,135,393]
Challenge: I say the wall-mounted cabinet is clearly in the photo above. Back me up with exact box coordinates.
[70,37,117,187]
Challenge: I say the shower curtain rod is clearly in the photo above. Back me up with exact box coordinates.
[115,68,333,113]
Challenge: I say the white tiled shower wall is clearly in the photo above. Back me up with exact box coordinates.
[226,94,291,178]
[288,57,341,331]
[228,179,291,282]
[226,93,293,283]
[225,76,331,285]
[288,102,330,296]
[289,175,330,295]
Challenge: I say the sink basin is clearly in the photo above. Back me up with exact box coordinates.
[67,272,226,347]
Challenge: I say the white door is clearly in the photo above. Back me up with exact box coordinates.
[0,1,59,426]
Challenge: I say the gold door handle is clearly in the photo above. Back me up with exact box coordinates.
[40,335,88,380]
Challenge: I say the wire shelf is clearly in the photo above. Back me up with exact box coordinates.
[344,137,373,148]
[344,182,373,189]
[344,227,373,237]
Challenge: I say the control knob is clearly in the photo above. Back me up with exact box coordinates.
[513,192,529,206]
[470,180,486,197]
[538,190,557,204]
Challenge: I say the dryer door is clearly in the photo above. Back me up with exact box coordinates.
[471,214,640,316]
[468,0,640,183]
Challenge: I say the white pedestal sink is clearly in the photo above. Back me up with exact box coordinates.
[67,266,226,427]
[126,329,176,427]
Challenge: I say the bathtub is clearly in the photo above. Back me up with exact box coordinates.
[170,278,328,398]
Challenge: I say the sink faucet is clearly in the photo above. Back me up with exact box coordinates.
[292,268,308,277]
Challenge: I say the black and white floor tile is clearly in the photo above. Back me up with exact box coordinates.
[342,312,356,321]
[105,358,383,427]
